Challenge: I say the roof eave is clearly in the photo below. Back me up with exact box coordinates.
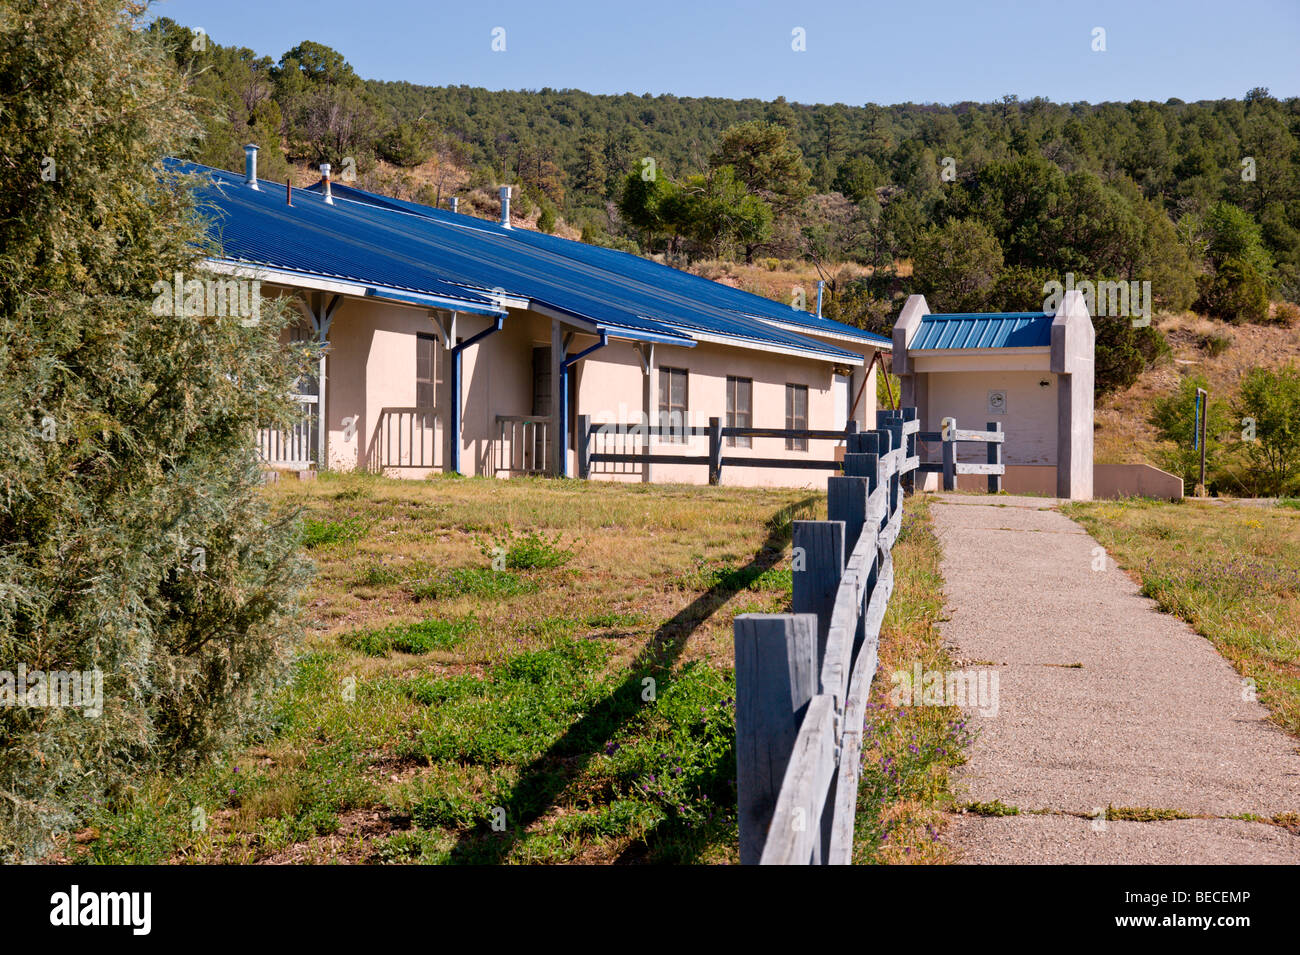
[202,258,506,317]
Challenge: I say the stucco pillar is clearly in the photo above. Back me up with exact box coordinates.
[1050,291,1095,500]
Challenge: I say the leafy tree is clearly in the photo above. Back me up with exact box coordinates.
[1196,257,1271,323]
[1149,375,1232,491]
[674,165,773,261]
[1094,321,1170,395]
[911,219,1004,312]
[378,120,435,167]
[618,168,680,249]
[1236,365,1300,494]
[572,130,607,197]
[274,40,360,94]
[710,121,811,215]
[0,0,306,860]
[833,156,882,204]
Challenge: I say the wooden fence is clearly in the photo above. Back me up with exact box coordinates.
[734,408,921,864]
[371,407,438,470]
[914,418,1004,492]
[576,416,852,484]
[257,394,317,470]
[494,414,551,475]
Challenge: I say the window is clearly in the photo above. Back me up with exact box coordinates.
[785,383,808,451]
[659,367,688,443]
[726,376,752,447]
[416,333,437,426]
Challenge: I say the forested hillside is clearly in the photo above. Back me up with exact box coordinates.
[154,18,1300,401]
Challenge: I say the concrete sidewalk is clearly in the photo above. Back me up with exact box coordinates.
[929,494,1300,864]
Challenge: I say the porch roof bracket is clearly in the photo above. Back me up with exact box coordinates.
[558,331,609,478]
[449,314,505,475]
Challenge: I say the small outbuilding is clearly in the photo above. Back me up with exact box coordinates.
[892,291,1095,500]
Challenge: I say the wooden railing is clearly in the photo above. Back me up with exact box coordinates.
[257,394,317,470]
[373,407,437,469]
[495,415,550,475]
[577,416,852,484]
[915,418,1004,492]
[735,408,921,864]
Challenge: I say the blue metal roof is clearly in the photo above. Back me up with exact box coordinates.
[911,312,1054,350]
[176,161,890,363]
[172,162,504,316]
[307,179,892,351]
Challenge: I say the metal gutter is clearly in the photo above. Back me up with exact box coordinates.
[450,315,506,474]
[558,332,609,478]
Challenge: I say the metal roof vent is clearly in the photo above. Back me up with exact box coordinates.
[449,196,458,213]
[499,186,512,228]
[244,143,259,190]
[320,163,333,204]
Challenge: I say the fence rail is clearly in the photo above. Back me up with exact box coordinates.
[735,408,921,864]
[494,414,550,475]
[257,394,317,470]
[371,407,438,470]
[578,416,857,484]
[914,418,1004,492]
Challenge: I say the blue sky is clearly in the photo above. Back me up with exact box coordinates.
[153,0,1299,105]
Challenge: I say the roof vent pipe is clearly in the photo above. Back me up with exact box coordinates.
[320,163,333,204]
[449,196,458,214]
[244,143,259,190]
[499,186,512,228]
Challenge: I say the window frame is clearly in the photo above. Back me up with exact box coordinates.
[726,375,753,448]
[658,366,689,444]
[415,332,438,412]
[785,383,809,451]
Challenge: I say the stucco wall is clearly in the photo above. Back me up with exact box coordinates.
[309,296,881,487]
[321,298,448,476]
[919,369,1060,467]
[577,337,876,488]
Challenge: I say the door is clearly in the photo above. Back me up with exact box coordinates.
[832,374,852,431]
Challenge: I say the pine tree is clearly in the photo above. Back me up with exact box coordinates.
[0,0,307,860]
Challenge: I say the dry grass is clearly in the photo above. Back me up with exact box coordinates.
[1094,312,1300,467]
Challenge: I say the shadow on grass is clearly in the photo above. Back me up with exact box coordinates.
[448,496,819,864]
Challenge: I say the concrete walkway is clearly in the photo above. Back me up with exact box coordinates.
[930,494,1300,864]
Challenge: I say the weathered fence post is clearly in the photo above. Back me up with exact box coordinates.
[577,414,591,479]
[792,520,845,657]
[987,420,1002,493]
[735,613,819,864]
[942,417,956,491]
[827,476,868,552]
[708,416,722,485]
[901,407,918,494]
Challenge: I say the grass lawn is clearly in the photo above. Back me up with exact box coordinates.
[1065,497,1300,739]
[72,473,968,865]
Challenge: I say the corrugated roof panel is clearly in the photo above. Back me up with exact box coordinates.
[179,162,873,360]
[911,312,1053,350]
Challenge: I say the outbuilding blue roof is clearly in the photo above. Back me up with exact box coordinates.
[175,160,892,363]
[911,312,1054,350]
